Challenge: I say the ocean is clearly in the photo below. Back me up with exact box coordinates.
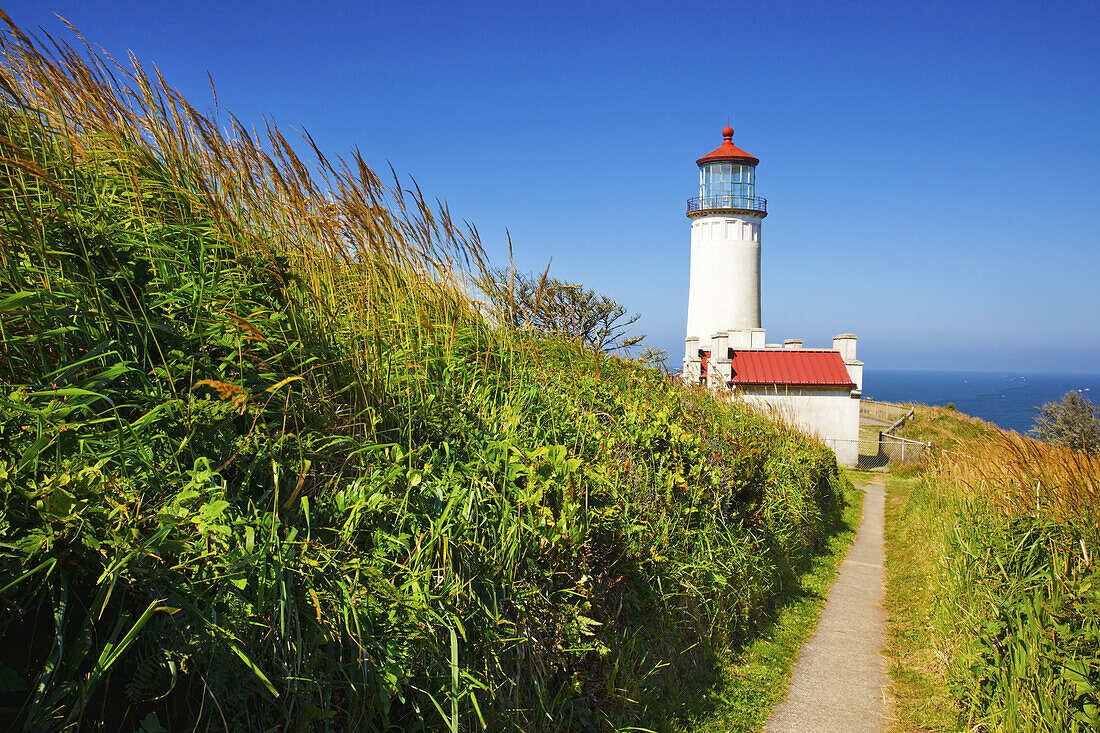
[862,370,1100,435]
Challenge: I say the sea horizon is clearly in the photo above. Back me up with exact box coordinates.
[862,368,1100,435]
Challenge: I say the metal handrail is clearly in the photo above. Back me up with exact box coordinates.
[686,195,767,214]
[879,432,931,447]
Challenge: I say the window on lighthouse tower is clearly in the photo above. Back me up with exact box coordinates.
[699,162,756,206]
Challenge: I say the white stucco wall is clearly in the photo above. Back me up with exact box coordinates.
[736,385,861,467]
[685,213,763,352]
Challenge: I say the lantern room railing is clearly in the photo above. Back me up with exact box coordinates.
[686,195,767,215]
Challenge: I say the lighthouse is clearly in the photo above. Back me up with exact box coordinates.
[679,124,865,468]
[683,125,766,353]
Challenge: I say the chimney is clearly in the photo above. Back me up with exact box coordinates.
[685,336,699,360]
[749,328,766,349]
[833,333,862,394]
[833,333,857,362]
[728,329,750,349]
[784,339,803,349]
[712,332,730,362]
[712,332,732,386]
[765,343,781,349]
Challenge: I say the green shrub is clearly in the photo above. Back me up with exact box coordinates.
[1032,391,1100,454]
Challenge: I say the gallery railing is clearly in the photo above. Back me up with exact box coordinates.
[686,194,767,215]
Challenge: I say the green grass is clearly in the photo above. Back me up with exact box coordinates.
[859,423,885,443]
[0,16,856,731]
[882,474,957,731]
[892,404,1001,452]
[674,474,865,731]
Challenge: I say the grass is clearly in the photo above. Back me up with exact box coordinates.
[892,404,1000,453]
[675,474,865,731]
[858,422,886,465]
[879,403,1100,731]
[859,423,885,443]
[882,473,957,731]
[0,14,855,731]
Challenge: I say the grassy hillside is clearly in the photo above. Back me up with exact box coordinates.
[893,404,1001,454]
[883,405,1100,731]
[0,17,851,731]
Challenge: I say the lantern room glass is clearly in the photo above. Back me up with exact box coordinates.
[698,162,756,204]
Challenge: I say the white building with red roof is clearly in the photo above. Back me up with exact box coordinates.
[683,126,863,466]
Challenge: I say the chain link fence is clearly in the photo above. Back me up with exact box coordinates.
[847,400,932,469]
[825,437,933,469]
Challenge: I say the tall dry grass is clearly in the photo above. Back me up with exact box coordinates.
[933,428,1100,524]
[0,9,486,398]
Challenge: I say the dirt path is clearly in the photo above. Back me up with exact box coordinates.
[765,477,892,732]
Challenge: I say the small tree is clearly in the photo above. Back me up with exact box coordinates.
[479,266,644,352]
[636,346,671,373]
[1031,391,1100,453]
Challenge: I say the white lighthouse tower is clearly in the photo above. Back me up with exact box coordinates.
[683,125,766,355]
[679,125,865,468]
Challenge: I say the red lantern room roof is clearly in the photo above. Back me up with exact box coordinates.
[696,125,759,167]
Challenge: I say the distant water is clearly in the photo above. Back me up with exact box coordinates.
[863,370,1100,435]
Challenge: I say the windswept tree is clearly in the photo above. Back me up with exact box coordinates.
[1031,391,1100,453]
[479,265,645,351]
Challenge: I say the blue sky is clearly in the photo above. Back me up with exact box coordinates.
[6,1,1100,372]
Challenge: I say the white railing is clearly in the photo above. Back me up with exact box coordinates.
[860,398,913,425]
[878,433,932,464]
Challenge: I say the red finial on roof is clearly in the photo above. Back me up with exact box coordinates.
[697,123,759,167]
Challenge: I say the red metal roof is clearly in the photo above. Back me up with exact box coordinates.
[728,349,855,387]
[697,125,760,166]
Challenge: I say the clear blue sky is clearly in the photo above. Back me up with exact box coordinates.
[7,1,1099,372]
